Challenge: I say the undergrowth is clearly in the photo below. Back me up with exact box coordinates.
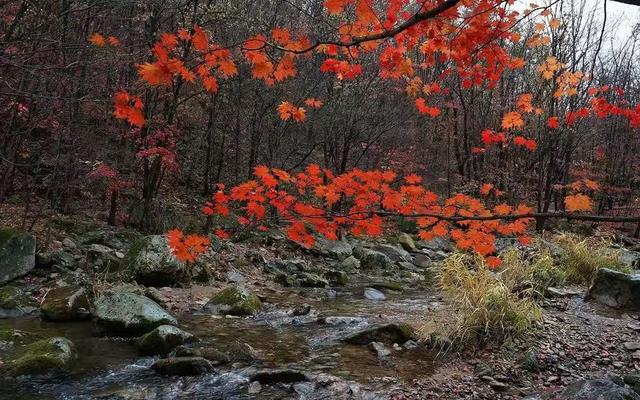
[435,253,542,349]
[552,233,629,284]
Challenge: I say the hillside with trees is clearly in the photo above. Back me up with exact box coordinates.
[1,1,640,399]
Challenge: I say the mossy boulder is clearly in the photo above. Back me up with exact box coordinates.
[123,235,185,287]
[40,286,91,321]
[7,337,76,376]
[0,229,36,285]
[343,323,416,345]
[137,325,195,356]
[204,286,262,316]
[0,285,37,318]
[0,329,40,351]
[94,293,177,335]
[398,233,417,252]
[353,247,393,270]
[324,270,349,286]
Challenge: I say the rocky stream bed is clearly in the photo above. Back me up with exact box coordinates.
[0,223,639,399]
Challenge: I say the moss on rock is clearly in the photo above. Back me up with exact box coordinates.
[8,337,76,376]
[204,286,262,316]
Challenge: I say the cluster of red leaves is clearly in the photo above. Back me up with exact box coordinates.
[277,102,307,122]
[88,33,120,47]
[188,165,539,267]
[87,164,130,194]
[113,91,145,127]
[166,229,211,263]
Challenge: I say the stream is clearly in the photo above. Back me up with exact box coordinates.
[0,285,441,399]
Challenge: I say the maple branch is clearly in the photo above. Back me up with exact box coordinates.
[258,0,463,54]
[362,211,640,223]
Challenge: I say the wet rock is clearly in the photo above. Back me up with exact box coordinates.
[353,247,393,270]
[587,268,640,311]
[86,243,121,271]
[373,244,412,263]
[546,287,583,298]
[319,316,366,326]
[413,254,431,269]
[0,229,36,285]
[324,270,348,286]
[293,382,316,395]
[558,378,640,399]
[344,323,415,345]
[364,288,386,301]
[94,292,177,335]
[339,256,360,271]
[398,233,417,252]
[137,325,195,356]
[204,286,262,316]
[290,304,312,316]
[7,337,76,376]
[0,285,37,318]
[368,341,391,358]
[0,328,39,350]
[248,381,262,394]
[299,273,329,288]
[124,235,185,287]
[251,368,309,385]
[40,285,91,321]
[403,340,418,350]
[50,250,77,269]
[152,356,214,376]
[311,236,352,260]
[225,341,262,363]
[417,237,453,253]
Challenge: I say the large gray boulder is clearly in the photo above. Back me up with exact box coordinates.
[311,236,352,260]
[7,337,76,376]
[352,247,393,270]
[94,293,177,335]
[587,268,640,311]
[40,285,91,321]
[124,235,185,287]
[0,229,36,285]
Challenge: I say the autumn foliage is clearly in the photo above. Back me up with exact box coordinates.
[93,1,640,264]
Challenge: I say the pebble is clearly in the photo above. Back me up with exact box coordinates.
[248,381,261,394]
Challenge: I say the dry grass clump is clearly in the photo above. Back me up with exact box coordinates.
[436,253,542,348]
[552,233,629,284]
[499,248,565,297]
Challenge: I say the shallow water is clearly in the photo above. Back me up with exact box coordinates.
[0,286,439,399]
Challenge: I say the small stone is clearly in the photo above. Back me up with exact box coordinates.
[369,341,391,358]
[628,323,640,331]
[363,288,386,301]
[625,342,640,351]
[248,381,262,394]
[474,363,493,377]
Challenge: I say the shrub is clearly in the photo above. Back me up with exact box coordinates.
[437,253,542,348]
[553,233,629,284]
[499,248,565,296]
